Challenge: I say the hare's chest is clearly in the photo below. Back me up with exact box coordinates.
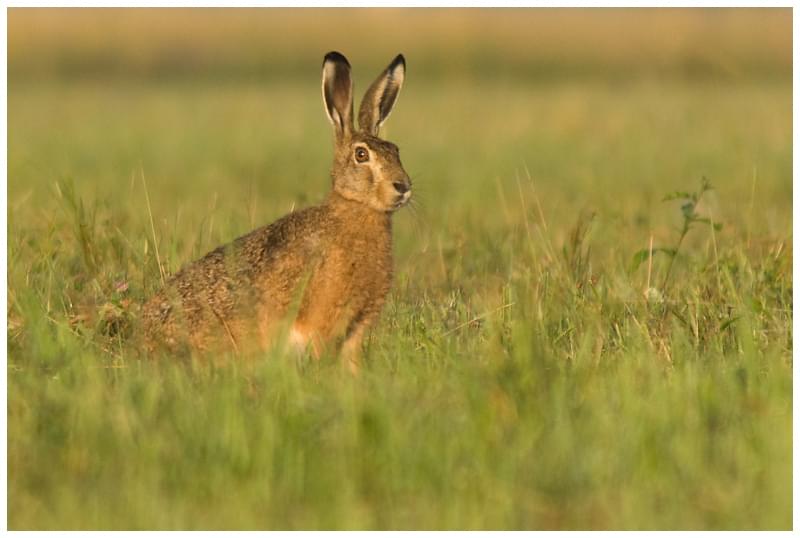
[321,238,392,308]
[292,236,390,334]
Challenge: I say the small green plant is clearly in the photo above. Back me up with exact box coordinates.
[630,177,723,298]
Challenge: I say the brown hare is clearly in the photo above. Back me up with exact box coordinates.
[141,51,411,373]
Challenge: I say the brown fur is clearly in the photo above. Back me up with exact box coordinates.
[141,52,411,372]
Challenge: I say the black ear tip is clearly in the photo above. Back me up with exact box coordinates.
[392,54,406,70]
[323,51,350,67]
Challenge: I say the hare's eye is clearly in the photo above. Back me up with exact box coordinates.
[355,147,369,163]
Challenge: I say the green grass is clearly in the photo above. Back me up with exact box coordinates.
[8,61,792,529]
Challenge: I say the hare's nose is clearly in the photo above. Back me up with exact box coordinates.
[393,181,409,194]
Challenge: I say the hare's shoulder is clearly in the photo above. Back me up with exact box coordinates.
[234,204,330,265]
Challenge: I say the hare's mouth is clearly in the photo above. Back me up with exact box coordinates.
[392,190,411,210]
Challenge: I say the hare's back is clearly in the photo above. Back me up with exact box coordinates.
[142,204,329,350]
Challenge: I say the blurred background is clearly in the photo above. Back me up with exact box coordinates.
[8,8,791,81]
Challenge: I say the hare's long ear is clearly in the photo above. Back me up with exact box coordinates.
[322,51,354,139]
[358,54,405,136]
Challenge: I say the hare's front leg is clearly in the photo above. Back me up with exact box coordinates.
[341,315,378,375]
[289,320,364,375]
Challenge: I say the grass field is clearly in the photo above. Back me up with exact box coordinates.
[7,8,793,530]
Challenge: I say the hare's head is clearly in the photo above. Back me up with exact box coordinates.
[322,52,411,213]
